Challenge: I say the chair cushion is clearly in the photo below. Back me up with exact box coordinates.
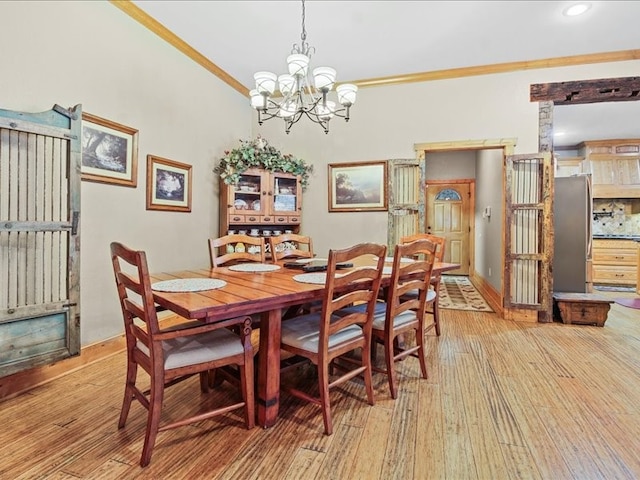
[372,310,417,330]
[401,289,437,302]
[281,313,363,353]
[137,327,244,370]
[334,301,386,317]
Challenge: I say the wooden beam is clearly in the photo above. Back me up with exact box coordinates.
[530,76,640,105]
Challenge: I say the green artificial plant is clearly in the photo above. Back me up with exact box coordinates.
[215,137,313,190]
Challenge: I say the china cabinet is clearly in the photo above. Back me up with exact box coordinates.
[579,139,640,198]
[219,168,302,239]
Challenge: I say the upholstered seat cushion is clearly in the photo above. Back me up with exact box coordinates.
[280,313,363,352]
[336,290,436,330]
[137,327,244,369]
[402,287,438,300]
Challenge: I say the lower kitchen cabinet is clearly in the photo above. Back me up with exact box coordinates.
[592,239,638,286]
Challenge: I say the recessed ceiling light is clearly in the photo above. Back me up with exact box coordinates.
[563,3,592,16]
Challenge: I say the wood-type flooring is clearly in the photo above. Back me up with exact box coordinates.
[2,291,640,479]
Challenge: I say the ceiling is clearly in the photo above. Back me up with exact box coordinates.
[130,1,640,146]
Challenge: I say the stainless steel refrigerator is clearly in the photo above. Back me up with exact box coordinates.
[553,174,592,293]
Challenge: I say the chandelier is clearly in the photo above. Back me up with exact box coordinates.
[249,0,358,134]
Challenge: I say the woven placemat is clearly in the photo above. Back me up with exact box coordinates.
[228,263,281,273]
[376,256,415,263]
[152,278,227,292]
[293,273,330,284]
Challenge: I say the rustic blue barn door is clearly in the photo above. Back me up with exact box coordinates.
[0,104,81,377]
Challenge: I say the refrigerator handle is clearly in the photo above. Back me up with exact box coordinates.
[586,175,593,259]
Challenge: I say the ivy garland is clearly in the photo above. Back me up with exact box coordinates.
[214,137,313,190]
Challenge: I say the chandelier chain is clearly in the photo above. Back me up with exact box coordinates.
[301,0,306,43]
[251,0,357,134]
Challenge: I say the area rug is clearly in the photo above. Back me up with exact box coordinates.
[438,276,493,312]
[614,298,640,309]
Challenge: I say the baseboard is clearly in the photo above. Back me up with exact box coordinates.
[0,334,126,401]
[470,273,504,317]
[0,313,185,402]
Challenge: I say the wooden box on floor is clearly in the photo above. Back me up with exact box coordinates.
[553,292,614,327]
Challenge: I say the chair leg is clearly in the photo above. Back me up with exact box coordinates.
[140,376,164,467]
[385,337,398,400]
[415,325,429,380]
[433,300,441,336]
[363,343,375,406]
[118,357,137,429]
[199,371,210,393]
[318,363,333,435]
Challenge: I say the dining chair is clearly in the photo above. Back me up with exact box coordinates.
[334,239,437,398]
[400,233,446,336]
[268,233,314,262]
[209,233,265,268]
[280,242,387,435]
[110,242,255,467]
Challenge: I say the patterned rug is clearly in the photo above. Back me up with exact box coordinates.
[438,276,493,312]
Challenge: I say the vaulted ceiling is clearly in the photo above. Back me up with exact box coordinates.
[124,1,640,146]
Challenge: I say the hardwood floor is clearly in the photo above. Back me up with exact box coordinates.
[2,292,640,479]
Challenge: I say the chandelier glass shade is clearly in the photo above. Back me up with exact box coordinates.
[250,0,357,134]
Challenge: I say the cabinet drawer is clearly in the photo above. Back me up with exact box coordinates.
[592,265,636,284]
[272,215,301,225]
[229,215,245,224]
[244,214,261,223]
[592,249,637,265]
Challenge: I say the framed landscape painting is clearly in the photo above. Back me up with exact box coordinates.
[328,161,388,212]
[146,155,192,212]
[81,112,138,187]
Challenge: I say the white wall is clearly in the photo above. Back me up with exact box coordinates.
[254,62,640,258]
[1,2,251,345]
[3,1,640,346]
[475,149,504,291]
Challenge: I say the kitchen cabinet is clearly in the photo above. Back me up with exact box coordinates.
[554,156,586,177]
[580,139,640,198]
[219,168,302,237]
[592,238,638,286]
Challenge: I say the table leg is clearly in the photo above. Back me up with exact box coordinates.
[257,308,281,427]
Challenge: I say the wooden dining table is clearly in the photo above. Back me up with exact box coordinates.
[150,256,460,428]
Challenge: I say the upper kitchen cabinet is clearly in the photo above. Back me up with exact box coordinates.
[580,139,640,198]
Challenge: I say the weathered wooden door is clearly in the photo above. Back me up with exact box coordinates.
[0,104,82,376]
[426,182,471,275]
[386,159,425,252]
[504,152,553,321]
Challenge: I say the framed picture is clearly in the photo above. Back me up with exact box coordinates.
[81,113,138,187]
[328,161,388,212]
[146,155,192,212]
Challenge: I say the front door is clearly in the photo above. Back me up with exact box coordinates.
[426,182,471,275]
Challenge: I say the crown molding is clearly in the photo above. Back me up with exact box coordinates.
[112,2,640,98]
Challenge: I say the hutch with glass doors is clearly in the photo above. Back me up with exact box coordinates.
[219,168,302,244]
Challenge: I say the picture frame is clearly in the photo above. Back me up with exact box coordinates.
[81,112,138,187]
[146,155,192,212]
[328,161,388,212]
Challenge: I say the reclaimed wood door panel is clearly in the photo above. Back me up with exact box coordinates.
[0,104,81,377]
[387,159,424,252]
[504,153,552,320]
